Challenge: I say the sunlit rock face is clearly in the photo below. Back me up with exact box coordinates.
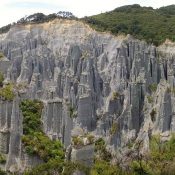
[0,19,175,171]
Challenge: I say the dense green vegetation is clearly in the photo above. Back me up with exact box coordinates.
[123,134,175,175]
[90,160,123,175]
[15,99,175,174]
[148,134,175,174]
[24,160,90,175]
[92,135,175,175]
[84,4,175,45]
[20,100,65,162]
[62,162,90,175]
[24,159,63,175]
[21,100,43,135]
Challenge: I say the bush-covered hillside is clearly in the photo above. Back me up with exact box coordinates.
[84,4,175,46]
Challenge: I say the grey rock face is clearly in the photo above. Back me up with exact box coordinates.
[71,144,94,166]
[0,19,175,171]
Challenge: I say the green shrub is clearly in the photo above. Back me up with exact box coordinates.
[112,92,120,100]
[95,138,105,152]
[147,96,153,103]
[24,159,64,175]
[20,99,43,134]
[72,136,84,148]
[0,84,15,101]
[22,132,65,162]
[148,134,175,174]
[24,160,90,175]
[150,134,175,161]
[90,160,122,175]
[62,161,90,175]
[131,160,153,175]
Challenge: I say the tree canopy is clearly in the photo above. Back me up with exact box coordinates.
[84,4,175,46]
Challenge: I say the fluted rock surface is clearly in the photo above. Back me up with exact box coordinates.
[0,19,175,171]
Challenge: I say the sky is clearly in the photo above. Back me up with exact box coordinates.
[0,0,175,27]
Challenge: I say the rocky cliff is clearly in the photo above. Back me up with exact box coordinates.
[0,19,175,173]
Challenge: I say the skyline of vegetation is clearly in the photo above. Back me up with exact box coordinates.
[84,4,175,46]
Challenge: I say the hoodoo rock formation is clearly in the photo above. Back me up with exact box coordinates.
[0,19,175,173]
